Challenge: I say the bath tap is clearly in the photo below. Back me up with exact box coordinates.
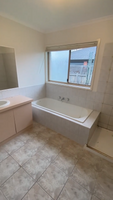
[67,98,70,102]
[61,97,65,101]
[59,96,61,100]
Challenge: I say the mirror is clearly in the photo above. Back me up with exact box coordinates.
[0,46,18,90]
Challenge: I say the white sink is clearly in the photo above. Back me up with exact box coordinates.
[0,100,10,108]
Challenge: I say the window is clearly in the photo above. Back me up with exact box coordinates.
[49,50,69,83]
[47,41,99,88]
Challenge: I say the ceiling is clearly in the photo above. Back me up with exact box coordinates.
[0,0,113,33]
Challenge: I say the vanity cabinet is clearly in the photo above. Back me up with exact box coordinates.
[0,95,33,144]
[14,103,32,133]
[0,110,16,143]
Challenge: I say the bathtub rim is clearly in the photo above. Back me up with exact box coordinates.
[32,98,92,123]
[32,102,100,129]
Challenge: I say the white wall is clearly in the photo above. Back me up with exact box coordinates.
[0,15,45,88]
[45,18,113,91]
[0,15,46,100]
[45,18,113,131]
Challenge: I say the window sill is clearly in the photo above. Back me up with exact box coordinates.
[46,81,92,90]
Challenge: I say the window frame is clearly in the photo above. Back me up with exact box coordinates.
[47,40,100,90]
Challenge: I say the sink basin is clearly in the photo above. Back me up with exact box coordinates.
[0,100,10,108]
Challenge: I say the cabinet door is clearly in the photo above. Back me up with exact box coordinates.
[0,110,16,143]
[14,103,32,133]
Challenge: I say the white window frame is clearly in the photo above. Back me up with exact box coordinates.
[46,39,100,90]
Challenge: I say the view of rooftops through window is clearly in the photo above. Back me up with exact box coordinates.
[69,47,97,85]
[49,46,97,86]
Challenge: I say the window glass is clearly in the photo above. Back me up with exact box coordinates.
[48,44,98,87]
[49,51,69,83]
[69,47,97,85]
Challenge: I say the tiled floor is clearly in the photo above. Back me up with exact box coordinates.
[0,122,113,200]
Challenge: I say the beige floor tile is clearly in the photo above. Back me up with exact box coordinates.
[48,134,69,147]
[38,141,61,162]
[91,195,100,200]
[2,138,25,155]
[17,131,38,143]
[63,139,82,148]
[0,147,9,163]
[38,164,68,200]
[83,150,104,172]
[0,123,113,199]
[100,159,113,179]
[1,168,34,200]
[63,142,84,159]
[46,129,58,137]
[11,142,39,166]
[12,135,46,166]
[83,150,113,176]
[32,123,47,133]
[58,177,91,200]
[23,183,52,200]
[16,133,32,143]
[72,158,97,193]
[0,190,7,200]
[53,150,77,176]
[28,136,47,147]
[34,132,50,143]
[23,153,51,181]
[24,127,38,134]
[0,156,20,186]
[94,171,113,200]
[36,129,57,141]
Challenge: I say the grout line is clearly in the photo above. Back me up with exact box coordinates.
[10,146,41,167]
[37,182,54,200]
[36,164,57,199]
[0,167,21,191]
[1,139,26,157]
[0,125,97,199]
[56,153,97,199]
[20,144,64,199]
[0,189,8,200]
[21,158,55,199]
[9,138,50,167]
[35,157,79,200]
[55,169,72,200]
[0,154,9,164]
[20,176,37,200]
[21,154,52,181]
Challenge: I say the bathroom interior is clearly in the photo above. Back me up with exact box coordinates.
[0,1,113,200]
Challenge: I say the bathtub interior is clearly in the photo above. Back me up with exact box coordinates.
[32,98,93,123]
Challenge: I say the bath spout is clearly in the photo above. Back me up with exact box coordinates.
[61,97,65,101]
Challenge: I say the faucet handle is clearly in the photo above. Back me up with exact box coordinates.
[59,96,61,100]
[67,98,69,102]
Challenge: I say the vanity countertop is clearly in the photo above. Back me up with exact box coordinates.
[0,95,33,113]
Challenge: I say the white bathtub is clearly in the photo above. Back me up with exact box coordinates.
[32,98,92,123]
